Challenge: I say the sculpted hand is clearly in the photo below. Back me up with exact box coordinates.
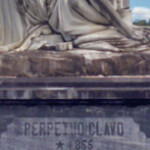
[131,30,149,43]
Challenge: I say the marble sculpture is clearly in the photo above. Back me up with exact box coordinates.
[0,0,150,52]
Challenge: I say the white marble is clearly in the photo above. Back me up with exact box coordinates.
[0,0,149,52]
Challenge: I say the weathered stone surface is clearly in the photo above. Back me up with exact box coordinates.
[0,49,150,77]
[0,104,150,150]
[0,76,150,99]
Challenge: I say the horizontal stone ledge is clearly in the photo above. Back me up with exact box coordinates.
[0,76,149,99]
[0,49,150,77]
[0,75,150,81]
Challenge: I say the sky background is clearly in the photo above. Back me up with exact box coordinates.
[130,0,150,21]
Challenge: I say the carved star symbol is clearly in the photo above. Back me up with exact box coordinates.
[56,141,64,150]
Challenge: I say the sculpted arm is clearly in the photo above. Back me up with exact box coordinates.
[96,0,143,41]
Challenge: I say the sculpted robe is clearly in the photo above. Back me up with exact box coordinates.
[0,0,50,52]
[50,0,134,50]
[0,0,25,51]
[0,0,147,52]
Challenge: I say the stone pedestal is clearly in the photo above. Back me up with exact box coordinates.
[0,49,150,77]
[0,76,150,99]
[0,49,150,99]
[0,103,150,150]
[0,48,149,149]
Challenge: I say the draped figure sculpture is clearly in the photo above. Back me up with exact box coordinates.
[0,0,150,52]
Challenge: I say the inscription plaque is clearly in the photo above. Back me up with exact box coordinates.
[0,104,150,150]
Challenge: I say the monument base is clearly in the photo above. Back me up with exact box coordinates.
[0,103,150,150]
[0,49,150,77]
[0,76,150,99]
[0,50,150,99]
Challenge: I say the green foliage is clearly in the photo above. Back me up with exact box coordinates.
[133,19,150,26]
